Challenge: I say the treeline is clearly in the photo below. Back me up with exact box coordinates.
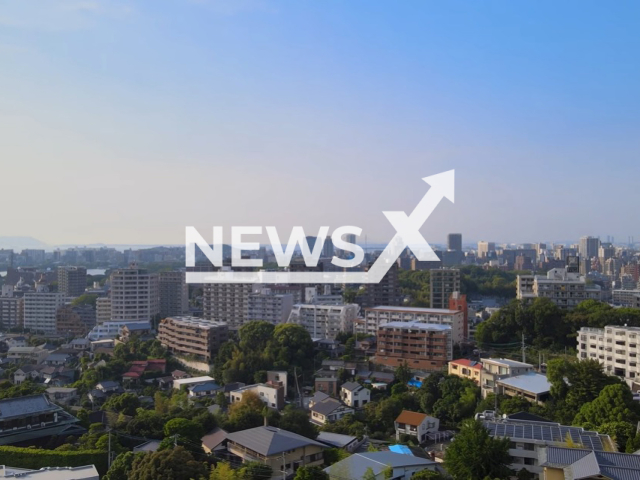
[476,298,640,351]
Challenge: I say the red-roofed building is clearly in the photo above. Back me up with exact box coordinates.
[448,358,482,385]
[122,359,167,382]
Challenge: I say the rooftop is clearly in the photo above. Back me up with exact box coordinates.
[497,372,551,395]
[311,398,346,416]
[540,446,640,480]
[0,465,99,479]
[316,432,357,449]
[324,452,436,478]
[450,358,482,370]
[0,395,59,420]
[380,321,452,331]
[483,358,533,369]
[366,306,459,314]
[226,426,326,457]
[395,410,431,426]
[163,316,228,329]
[340,381,363,392]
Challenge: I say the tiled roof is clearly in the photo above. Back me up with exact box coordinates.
[227,427,326,457]
[0,394,58,419]
[396,410,430,426]
[450,358,482,370]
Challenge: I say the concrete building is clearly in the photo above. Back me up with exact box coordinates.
[517,268,601,309]
[247,288,293,325]
[538,446,640,480]
[0,286,23,330]
[0,465,99,479]
[109,263,159,322]
[325,452,437,480]
[158,271,189,319]
[158,316,229,362]
[226,426,326,479]
[95,297,111,324]
[496,372,551,405]
[23,291,67,334]
[480,358,535,398]
[357,263,402,307]
[202,282,255,329]
[577,325,640,388]
[288,304,359,340]
[229,383,285,410]
[447,233,462,252]
[477,241,496,259]
[448,358,482,385]
[375,321,452,371]
[429,268,461,309]
[579,236,601,260]
[87,321,150,341]
[361,306,465,343]
[612,289,640,307]
[57,266,87,298]
[394,410,439,443]
[309,395,353,426]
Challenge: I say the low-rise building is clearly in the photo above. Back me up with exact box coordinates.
[226,426,327,479]
[496,372,551,404]
[158,316,229,362]
[612,289,640,307]
[173,376,216,390]
[0,465,99,479]
[448,358,482,385]
[394,410,439,443]
[480,358,535,398]
[229,383,285,410]
[7,345,49,365]
[87,321,151,341]
[538,446,640,479]
[315,377,338,397]
[188,381,222,399]
[324,452,438,480]
[340,382,370,408]
[288,304,359,340]
[517,267,601,309]
[45,387,79,405]
[310,396,354,426]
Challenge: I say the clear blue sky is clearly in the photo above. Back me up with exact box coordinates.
[1,1,639,246]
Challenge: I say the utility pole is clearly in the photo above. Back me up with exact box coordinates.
[522,333,526,363]
[174,434,178,447]
[107,428,112,468]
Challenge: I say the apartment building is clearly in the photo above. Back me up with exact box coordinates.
[429,268,461,309]
[95,297,111,324]
[361,306,464,343]
[247,288,293,325]
[612,289,640,308]
[375,321,452,371]
[158,316,229,362]
[87,321,151,341]
[477,241,496,259]
[357,263,402,307]
[57,266,87,298]
[202,282,255,329]
[288,304,359,340]
[480,358,535,398]
[577,325,640,388]
[55,304,96,337]
[483,415,615,478]
[394,410,439,443]
[110,263,159,322]
[158,271,189,318]
[517,268,601,309]
[448,359,482,385]
[0,286,23,330]
[23,290,67,334]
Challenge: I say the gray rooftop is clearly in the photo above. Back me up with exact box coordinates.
[496,372,551,395]
[0,394,59,420]
[324,452,436,478]
[226,426,326,457]
[541,446,640,480]
[311,398,346,416]
[341,381,363,392]
[317,431,357,449]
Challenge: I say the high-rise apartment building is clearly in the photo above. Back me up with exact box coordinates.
[57,266,87,298]
[56,304,96,337]
[110,263,159,322]
[23,289,67,334]
[288,304,359,339]
[158,271,189,319]
[357,262,402,307]
[0,286,23,330]
[430,268,461,309]
[247,288,294,325]
[376,321,452,371]
[477,241,495,259]
[158,316,229,362]
[579,236,600,260]
[202,282,255,329]
[96,297,111,324]
[447,233,462,252]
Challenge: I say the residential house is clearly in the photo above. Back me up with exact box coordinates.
[132,440,162,453]
[538,446,640,479]
[0,465,99,479]
[7,345,49,365]
[188,381,222,399]
[95,380,122,394]
[173,376,215,391]
[14,365,43,385]
[41,366,75,386]
[310,396,354,426]
[394,410,439,443]
[202,427,228,454]
[324,452,438,479]
[45,387,78,405]
[316,432,360,453]
[43,353,73,366]
[481,358,535,398]
[495,372,551,405]
[448,358,482,385]
[229,383,285,410]
[226,426,326,479]
[340,382,370,408]
[122,359,167,383]
[315,377,338,397]
[4,337,27,349]
[68,338,91,351]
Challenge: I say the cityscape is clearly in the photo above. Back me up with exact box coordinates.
[3,1,640,480]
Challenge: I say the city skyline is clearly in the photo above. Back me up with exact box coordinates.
[2,1,640,245]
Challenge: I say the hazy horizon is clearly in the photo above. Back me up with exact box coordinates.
[2,1,640,246]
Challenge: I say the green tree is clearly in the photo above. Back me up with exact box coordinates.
[163,418,205,445]
[278,406,318,439]
[102,393,141,416]
[395,361,412,385]
[128,447,207,480]
[294,465,329,480]
[239,462,273,480]
[574,384,640,433]
[210,461,239,480]
[516,468,535,480]
[103,452,138,480]
[363,467,377,480]
[411,471,447,480]
[444,419,512,480]
[225,391,265,432]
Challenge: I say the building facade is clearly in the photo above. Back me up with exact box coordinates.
[158,271,189,319]
[517,268,601,309]
[202,282,255,329]
[288,304,359,339]
[56,304,96,337]
[247,288,293,325]
[57,266,87,298]
[429,268,461,309]
[158,316,229,362]
[23,291,67,334]
[109,263,159,322]
[375,321,452,371]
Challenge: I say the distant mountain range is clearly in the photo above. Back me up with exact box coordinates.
[0,236,49,251]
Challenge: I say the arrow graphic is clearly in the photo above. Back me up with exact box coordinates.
[186,170,455,284]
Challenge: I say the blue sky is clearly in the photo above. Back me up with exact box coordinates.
[1,1,639,246]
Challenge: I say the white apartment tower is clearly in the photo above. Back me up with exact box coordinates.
[23,286,67,334]
[109,263,159,322]
[288,304,359,340]
[517,267,601,309]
